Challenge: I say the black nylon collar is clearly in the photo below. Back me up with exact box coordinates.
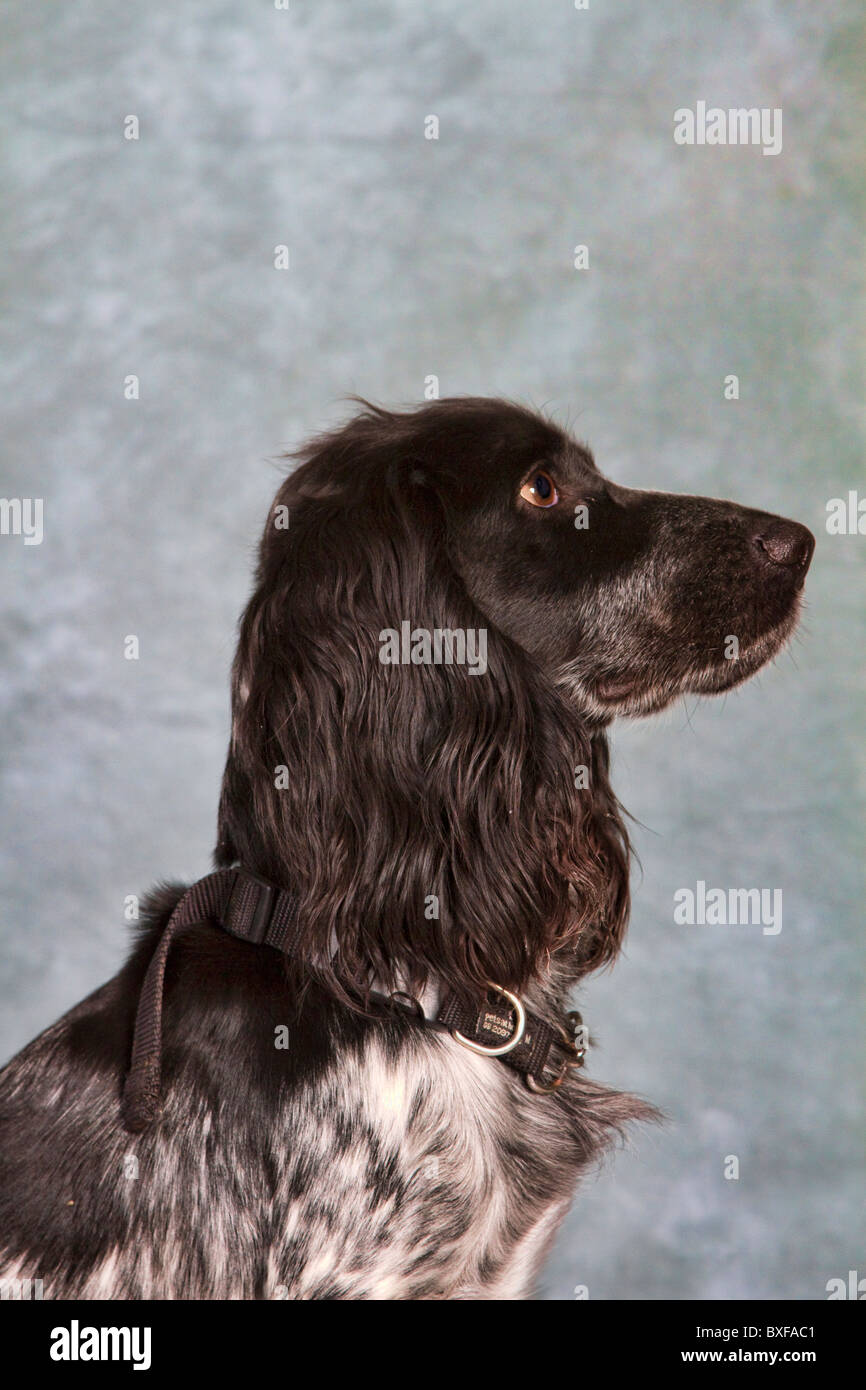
[122,867,586,1133]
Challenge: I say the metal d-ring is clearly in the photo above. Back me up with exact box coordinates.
[452,983,526,1057]
[388,990,425,1021]
[525,1060,569,1094]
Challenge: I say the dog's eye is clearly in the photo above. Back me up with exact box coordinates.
[520,470,559,508]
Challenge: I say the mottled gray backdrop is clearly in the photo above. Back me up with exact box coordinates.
[1,0,863,1299]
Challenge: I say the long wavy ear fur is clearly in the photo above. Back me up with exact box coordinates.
[215,404,630,1008]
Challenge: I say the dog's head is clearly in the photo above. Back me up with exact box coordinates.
[216,399,813,1001]
[372,397,813,720]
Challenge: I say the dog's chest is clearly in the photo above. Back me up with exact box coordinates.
[264,1031,577,1299]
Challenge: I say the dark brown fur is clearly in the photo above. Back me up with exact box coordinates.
[0,398,813,1299]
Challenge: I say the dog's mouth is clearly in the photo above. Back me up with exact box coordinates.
[586,596,806,718]
[595,673,644,704]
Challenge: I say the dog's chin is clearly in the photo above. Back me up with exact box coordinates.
[557,605,803,722]
[555,667,677,722]
[683,609,801,698]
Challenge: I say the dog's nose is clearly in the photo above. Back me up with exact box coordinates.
[753,519,815,572]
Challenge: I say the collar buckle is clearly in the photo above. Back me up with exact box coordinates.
[223,870,277,945]
[525,1011,587,1093]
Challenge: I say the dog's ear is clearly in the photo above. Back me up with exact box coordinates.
[216,414,629,1005]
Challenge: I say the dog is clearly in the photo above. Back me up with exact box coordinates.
[0,398,814,1299]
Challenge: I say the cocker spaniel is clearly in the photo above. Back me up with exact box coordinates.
[0,398,814,1299]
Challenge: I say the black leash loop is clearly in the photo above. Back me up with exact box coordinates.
[122,869,301,1132]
